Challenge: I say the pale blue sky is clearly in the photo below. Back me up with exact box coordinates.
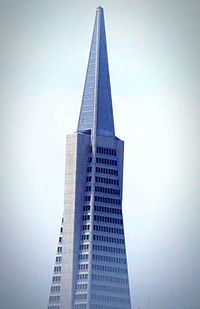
[0,0,200,308]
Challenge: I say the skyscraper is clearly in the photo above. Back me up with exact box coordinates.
[47,7,131,309]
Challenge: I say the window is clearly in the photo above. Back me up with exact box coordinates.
[51,285,60,293]
[78,263,88,270]
[75,293,87,300]
[81,234,89,241]
[76,283,87,290]
[82,224,90,231]
[94,186,120,195]
[55,256,62,263]
[84,196,91,202]
[85,186,91,192]
[93,225,124,235]
[94,195,121,205]
[93,215,123,225]
[96,157,117,166]
[93,244,125,254]
[92,254,126,264]
[95,176,119,185]
[86,176,92,182]
[49,295,60,303]
[78,254,89,261]
[95,167,118,176]
[94,205,122,215]
[82,215,90,221]
[91,273,128,284]
[54,266,61,273]
[77,273,88,280]
[92,264,127,274]
[83,205,90,212]
[79,244,89,251]
[96,147,116,156]
[52,276,61,283]
[93,234,124,245]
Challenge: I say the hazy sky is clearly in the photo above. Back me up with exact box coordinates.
[1,0,200,308]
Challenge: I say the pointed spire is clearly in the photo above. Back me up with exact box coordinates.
[77,6,115,136]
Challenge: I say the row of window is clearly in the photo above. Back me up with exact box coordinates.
[78,254,126,265]
[48,306,60,309]
[82,224,90,231]
[96,146,117,156]
[79,254,89,260]
[83,205,90,212]
[93,244,125,254]
[76,283,88,290]
[92,254,126,265]
[94,196,121,205]
[78,254,126,269]
[87,166,92,173]
[90,305,126,309]
[86,176,92,182]
[58,237,62,243]
[94,205,122,215]
[84,195,91,202]
[84,196,121,205]
[96,167,118,176]
[75,293,87,300]
[85,186,120,196]
[79,263,88,270]
[92,264,127,274]
[54,266,61,273]
[49,295,60,303]
[91,283,129,294]
[91,294,130,304]
[93,234,124,245]
[55,256,62,263]
[94,215,123,225]
[57,246,62,253]
[88,157,92,163]
[96,157,117,166]
[93,225,124,235]
[51,285,60,293]
[79,244,89,251]
[74,304,86,309]
[95,186,120,196]
[95,176,119,185]
[92,274,129,284]
[81,234,89,241]
[82,215,90,221]
[86,176,119,186]
[83,205,122,215]
[52,276,61,283]
[77,273,88,280]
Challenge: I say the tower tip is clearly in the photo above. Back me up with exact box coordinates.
[78,4,115,136]
[96,6,103,11]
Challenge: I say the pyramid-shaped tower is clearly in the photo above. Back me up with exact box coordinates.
[47,7,132,309]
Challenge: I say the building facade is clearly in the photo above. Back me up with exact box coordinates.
[47,7,132,309]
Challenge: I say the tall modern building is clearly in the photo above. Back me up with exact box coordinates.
[47,7,131,309]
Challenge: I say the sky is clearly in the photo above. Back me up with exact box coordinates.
[0,0,200,308]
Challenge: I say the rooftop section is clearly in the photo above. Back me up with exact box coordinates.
[77,7,115,137]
